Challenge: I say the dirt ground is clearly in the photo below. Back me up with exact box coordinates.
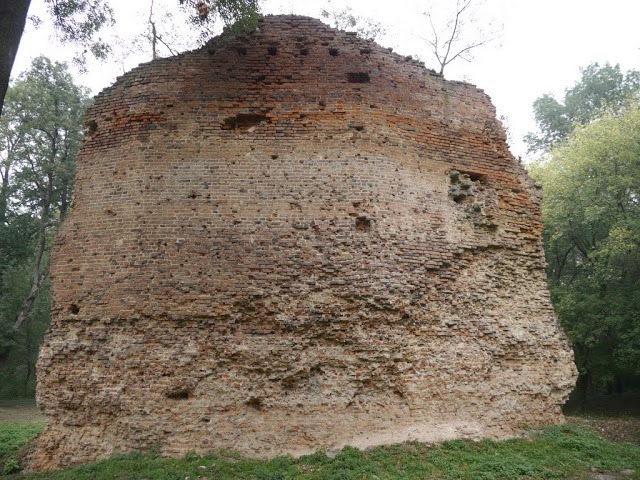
[0,400,44,424]
[565,393,640,446]
[566,415,640,446]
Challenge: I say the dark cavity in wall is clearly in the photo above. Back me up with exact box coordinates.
[221,113,270,130]
[268,46,277,55]
[451,169,488,184]
[462,171,488,183]
[246,397,262,410]
[347,72,370,83]
[356,216,372,231]
[329,47,339,56]
[68,304,80,315]
[166,387,191,400]
[85,120,98,134]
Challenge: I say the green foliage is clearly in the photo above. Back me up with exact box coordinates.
[525,62,640,153]
[178,0,261,39]
[1,422,639,479]
[36,0,261,67]
[43,0,116,66]
[1,56,88,221]
[0,266,51,399]
[529,103,640,398]
[0,422,43,475]
[320,1,387,40]
[0,56,88,398]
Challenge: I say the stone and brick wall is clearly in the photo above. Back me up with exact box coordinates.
[29,15,577,470]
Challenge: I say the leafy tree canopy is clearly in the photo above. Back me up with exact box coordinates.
[0,0,261,116]
[0,56,87,395]
[524,62,640,154]
[529,103,640,398]
[320,0,386,41]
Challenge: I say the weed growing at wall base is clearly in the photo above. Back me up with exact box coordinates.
[2,423,639,479]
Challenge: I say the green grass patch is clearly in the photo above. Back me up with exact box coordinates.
[1,422,43,475]
[2,423,639,479]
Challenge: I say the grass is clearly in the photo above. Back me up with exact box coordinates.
[0,422,43,475]
[0,399,44,476]
[0,422,639,479]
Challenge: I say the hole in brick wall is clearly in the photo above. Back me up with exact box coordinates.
[454,170,488,184]
[328,47,339,56]
[360,47,372,54]
[166,388,190,400]
[464,171,488,183]
[350,124,365,131]
[268,46,278,55]
[246,396,262,410]
[355,216,372,231]
[221,113,269,130]
[300,48,309,55]
[85,119,97,134]
[237,47,247,55]
[347,72,370,83]
[68,304,80,315]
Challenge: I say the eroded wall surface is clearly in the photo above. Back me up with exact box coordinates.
[30,15,577,470]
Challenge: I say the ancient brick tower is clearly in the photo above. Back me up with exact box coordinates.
[30,15,576,470]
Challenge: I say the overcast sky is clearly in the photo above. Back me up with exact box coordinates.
[12,0,640,159]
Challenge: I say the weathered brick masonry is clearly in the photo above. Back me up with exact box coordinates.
[30,15,577,470]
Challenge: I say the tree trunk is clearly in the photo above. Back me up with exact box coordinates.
[13,172,52,329]
[23,328,34,395]
[0,166,8,224]
[0,0,32,116]
[574,372,591,410]
[0,350,10,371]
[59,176,69,220]
[12,223,48,329]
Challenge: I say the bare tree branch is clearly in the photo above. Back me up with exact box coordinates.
[149,0,158,60]
[422,0,500,76]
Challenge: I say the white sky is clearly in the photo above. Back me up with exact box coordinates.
[12,0,640,159]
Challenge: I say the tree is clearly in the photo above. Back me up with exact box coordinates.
[421,0,500,76]
[529,103,640,401]
[0,56,88,329]
[525,63,640,154]
[0,261,51,397]
[0,0,260,117]
[320,1,386,41]
[0,56,87,395]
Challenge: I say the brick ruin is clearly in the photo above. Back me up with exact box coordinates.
[29,15,577,470]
